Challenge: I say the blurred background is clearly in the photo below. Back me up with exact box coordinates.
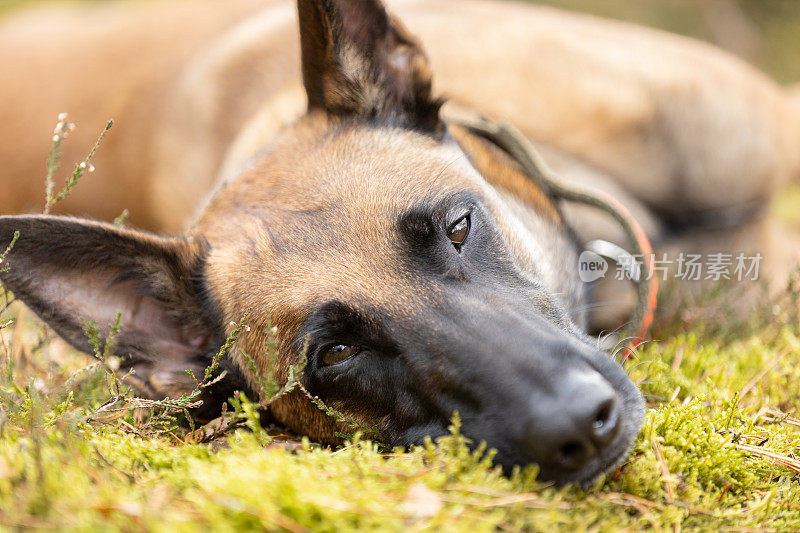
[534,0,800,84]
[2,0,799,83]
[2,0,799,226]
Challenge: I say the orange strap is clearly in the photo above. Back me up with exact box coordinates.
[451,117,658,360]
[592,190,658,361]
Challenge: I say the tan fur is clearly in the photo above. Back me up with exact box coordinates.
[789,84,800,119]
[447,124,563,226]
[0,0,272,227]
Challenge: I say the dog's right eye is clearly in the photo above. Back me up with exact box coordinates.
[321,344,361,366]
[447,215,470,251]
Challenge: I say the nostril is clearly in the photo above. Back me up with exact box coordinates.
[590,397,620,445]
[556,440,593,470]
[593,402,612,429]
[519,371,622,476]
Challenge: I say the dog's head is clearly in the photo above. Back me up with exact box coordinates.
[0,0,644,484]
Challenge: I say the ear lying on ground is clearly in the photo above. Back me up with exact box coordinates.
[0,215,236,405]
[297,0,443,133]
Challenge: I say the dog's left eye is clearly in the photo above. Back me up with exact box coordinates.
[447,215,470,250]
[321,344,361,366]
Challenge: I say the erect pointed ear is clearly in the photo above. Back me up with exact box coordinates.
[0,215,241,410]
[297,0,443,134]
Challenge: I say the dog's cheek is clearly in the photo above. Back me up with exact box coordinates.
[268,391,341,444]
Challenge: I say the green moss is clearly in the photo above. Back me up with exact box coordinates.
[1,297,800,531]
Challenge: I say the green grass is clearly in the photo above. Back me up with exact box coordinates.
[2,282,800,531]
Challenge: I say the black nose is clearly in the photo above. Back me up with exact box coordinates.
[520,371,621,474]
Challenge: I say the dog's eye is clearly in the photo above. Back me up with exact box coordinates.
[447,215,470,250]
[321,344,361,366]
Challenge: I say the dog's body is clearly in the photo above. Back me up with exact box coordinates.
[1,0,799,484]
[3,0,799,233]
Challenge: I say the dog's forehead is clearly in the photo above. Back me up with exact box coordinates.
[242,121,476,207]
[199,121,481,311]
[199,118,492,252]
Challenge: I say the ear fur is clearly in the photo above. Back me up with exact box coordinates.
[0,215,246,416]
[297,0,443,134]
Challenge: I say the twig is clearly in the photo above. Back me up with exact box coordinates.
[44,116,113,214]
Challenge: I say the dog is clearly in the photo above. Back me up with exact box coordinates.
[1,0,799,485]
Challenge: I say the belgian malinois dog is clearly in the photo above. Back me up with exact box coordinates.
[1,0,799,484]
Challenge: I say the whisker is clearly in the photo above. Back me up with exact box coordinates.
[612,338,659,364]
[432,154,465,183]
[593,321,635,351]
[572,301,634,314]
[625,359,658,376]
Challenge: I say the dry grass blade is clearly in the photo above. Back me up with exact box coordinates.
[730,442,800,474]
[188,412,239,443]
[597,492,664,531]
[439,493,570,510]
[739,347,791,397]
[758,407,800,428]
[652,436,676,500]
